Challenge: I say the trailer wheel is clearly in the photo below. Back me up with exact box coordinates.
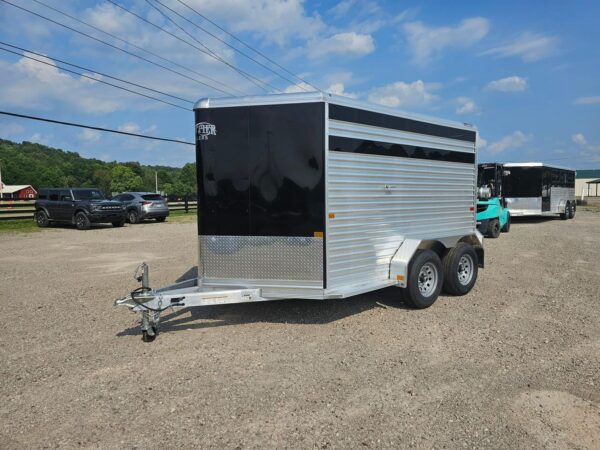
[568,203,576,219]
[442,243,478,296]
[488,219,500,238]
[402,250,443,309]
[142,326,158,343]
[560,203,569,220]
[501,213,510,233]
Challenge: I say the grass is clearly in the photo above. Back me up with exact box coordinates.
[166,210,197,223]
[0,218,40,234]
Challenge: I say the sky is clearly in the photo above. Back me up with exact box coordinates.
[0,0,599,168]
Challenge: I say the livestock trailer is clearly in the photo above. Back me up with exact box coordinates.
[115,92,484,341]
[503,162,576,219]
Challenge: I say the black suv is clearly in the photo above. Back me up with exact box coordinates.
[35,188,127,230]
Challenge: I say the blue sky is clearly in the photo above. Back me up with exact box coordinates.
[0,0,599,168]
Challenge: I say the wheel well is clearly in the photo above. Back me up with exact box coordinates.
[417,240,446,258]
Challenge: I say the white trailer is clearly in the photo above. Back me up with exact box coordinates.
[503,162,576,219]
[115,92,484,341]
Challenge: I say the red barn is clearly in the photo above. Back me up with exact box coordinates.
[0,184,37,199]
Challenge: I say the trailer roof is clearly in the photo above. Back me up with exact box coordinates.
[195,92,476,132]
[503,162,575,172]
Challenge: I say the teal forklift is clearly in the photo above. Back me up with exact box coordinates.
[476,163,510,238]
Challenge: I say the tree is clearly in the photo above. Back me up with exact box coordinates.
[109,165,143,194]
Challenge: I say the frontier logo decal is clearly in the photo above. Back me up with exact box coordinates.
[196,122,216,141]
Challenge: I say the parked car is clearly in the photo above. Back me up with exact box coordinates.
[112,192,169,224]
[35,188,127,230]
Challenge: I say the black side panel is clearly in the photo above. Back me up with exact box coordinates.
[329,104,476,143]
[504,167,542,198]
[196,103,325,237]
[330,136,475,164]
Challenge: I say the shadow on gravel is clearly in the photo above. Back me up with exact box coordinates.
[117,266,415,337]
[510,216,558,224]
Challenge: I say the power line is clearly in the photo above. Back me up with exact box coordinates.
[0,111,195,145]
[1,0,240,96]
[144,0,278,93]
[148,0,291,92]
[0,45,193,111]
[174,0,319,91]
[28,0,246,96]
[0,41,194,105]
[106,0,276,93]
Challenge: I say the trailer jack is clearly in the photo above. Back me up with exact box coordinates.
[115,262,266,342]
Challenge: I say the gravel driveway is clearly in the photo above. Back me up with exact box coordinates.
[1,212,599,449]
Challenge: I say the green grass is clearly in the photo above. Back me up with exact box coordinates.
[167,210,198,223]
[0,218,40,234]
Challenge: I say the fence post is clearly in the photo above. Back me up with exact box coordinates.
[184,195,189,213]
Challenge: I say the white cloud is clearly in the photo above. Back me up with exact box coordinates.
[403,17,490,64]
[307,32,375,59]
[172,0,325,47]
[575,96,600,105]
[368,80,440,108]
[326,82,358,99]
[118,122,141,134]
[477,136,488,149]
[455,97,479,115]
[572,133,587,146]
[483,32,558,62]
[487,131,531,155]
[79,129,101,143]
[485,76,528,92]
[329,0,357,18]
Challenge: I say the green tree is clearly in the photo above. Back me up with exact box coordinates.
[109,165,143,194]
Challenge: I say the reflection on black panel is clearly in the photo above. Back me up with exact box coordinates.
[196,103,325,237]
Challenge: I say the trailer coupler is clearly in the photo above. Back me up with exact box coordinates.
[115,262,265,342]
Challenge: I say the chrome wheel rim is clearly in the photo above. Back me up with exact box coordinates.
[418,262,438,297]
[457,254,474,286]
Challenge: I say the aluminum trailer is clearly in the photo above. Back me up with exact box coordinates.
[115,92,484,341]
[503,162,576,219]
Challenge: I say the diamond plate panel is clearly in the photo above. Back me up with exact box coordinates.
[200,236,323,282]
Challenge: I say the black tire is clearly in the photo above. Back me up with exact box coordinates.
[568,203,576,219]
[155,216,166,222]
[112,219,126,227]
[35,210,50,228]
[401,249,443,309]
[488,219,500,238]
[74,211,91,230]
[442,243,479,296]
[128,209,139,224]
[142,326,157,342]
[501,213,510,232]
[560,203,569,220]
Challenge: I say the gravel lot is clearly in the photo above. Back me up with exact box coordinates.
[1,212,599,449]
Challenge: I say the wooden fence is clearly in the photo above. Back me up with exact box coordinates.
[0,199,197,220]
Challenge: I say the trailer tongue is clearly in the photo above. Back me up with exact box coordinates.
[115,92,484,341]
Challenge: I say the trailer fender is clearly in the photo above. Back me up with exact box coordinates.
[389,238,422,288]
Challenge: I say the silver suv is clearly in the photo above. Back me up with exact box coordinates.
[112,192,169,224]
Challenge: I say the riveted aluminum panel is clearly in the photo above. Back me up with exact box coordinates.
[550,187,575,213]
[326,150,476,294]
[200,235,323,285]
[505,197,542,216]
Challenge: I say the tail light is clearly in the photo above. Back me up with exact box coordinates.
[142,201,152,205]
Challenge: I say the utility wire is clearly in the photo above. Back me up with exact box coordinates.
[0,111,195,145]
[144,0,278,93]
[28,0,246,96]
[1,0,240,96]
[0,46,191,111]
[107,0,276,93]
[174,0,318,91]
[0,41,195,105]
[148,0,289,92]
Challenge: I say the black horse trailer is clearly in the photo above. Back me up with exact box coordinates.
[503,162,576,219]
[116,92,485,341]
